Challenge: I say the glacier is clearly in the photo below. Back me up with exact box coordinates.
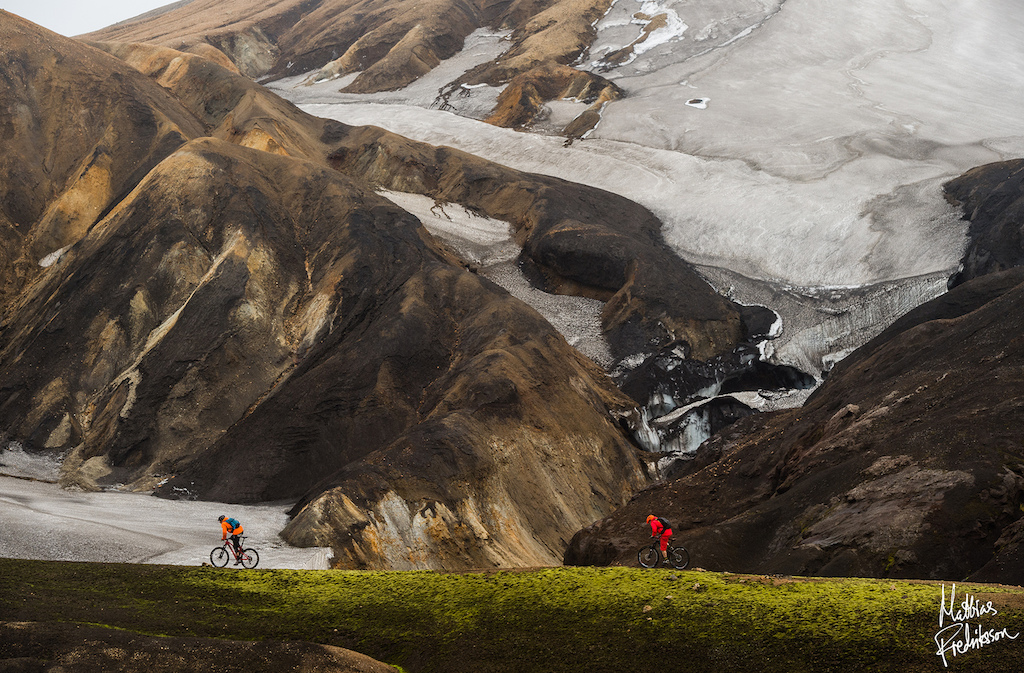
[268,0,1024,379]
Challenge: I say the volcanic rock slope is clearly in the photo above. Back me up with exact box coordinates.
[565,165,1024,583]
[83,0,622,134]
[0,12,751,569]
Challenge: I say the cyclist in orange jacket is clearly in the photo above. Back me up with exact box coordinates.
[646,514,673,564]
[219,515,244,563]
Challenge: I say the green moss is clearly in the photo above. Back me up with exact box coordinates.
[2,559,1023,672]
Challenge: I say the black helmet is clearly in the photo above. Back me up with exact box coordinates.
[218,515,226,522]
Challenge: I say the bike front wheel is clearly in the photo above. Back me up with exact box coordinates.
[210,547,229,568]
[638,545,660,568]
[240,548,260,569]
[669,546,690,570]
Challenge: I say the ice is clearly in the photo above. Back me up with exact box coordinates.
[267,1,1024,375]
[378,189,614,367]
[276,0,1024,293]
[379,189,518,266]
[697,264,949,376]
[592,0,689,67]
[0,475,331,569]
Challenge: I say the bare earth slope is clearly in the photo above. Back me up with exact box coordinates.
[945,159,1024,289]
[567,267,1024,582]
[1,621,399,673]
[82,0,621,133]
[0,14,204,304]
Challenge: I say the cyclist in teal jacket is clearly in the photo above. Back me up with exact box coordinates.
[219,515,244,563]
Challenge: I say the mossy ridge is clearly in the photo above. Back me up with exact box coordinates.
[3,559,1024,672]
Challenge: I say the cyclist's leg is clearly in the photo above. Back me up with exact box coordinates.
[660,530,672,562]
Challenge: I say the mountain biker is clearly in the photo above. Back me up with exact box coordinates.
[646,514,673,564]
[219,515,244,563]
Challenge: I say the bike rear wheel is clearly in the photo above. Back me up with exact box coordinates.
[669,546,689,570]
[638,545,660,568]
[210,547,229,568]
[240,548,259,569]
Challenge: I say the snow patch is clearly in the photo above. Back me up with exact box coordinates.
[0,442,61,481]
[38,245,71,268]
[378,189,613,367]
[630,1,688,57]
[378,189,518,266]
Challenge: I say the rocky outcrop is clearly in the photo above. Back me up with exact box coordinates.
[565,265,1024,582]
[944,159,1024,288]
[0,621,398,673]
[481,63,623,136]
[81,0,622,138]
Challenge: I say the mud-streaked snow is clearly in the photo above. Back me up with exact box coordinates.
[0,446,330,569]
[379,189,614,367]
[267,0,1024,373]
[267,0,1024,290]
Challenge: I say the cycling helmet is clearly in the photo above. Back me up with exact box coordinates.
[646,514,656,524]
[218,515,226,522]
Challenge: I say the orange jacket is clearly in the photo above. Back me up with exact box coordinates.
[221,518,243,539]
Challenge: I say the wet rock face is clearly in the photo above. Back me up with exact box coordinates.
[944,159,1024,288]
[618,346,814,416]
[565,268,1024,582]
[612,343,813,473]
[0,14,663,570]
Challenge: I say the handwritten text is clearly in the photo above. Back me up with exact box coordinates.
[934,584,1019,667]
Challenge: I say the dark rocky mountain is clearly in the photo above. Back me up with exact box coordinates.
[945,159,1024,289]
[565,169,1024,584]
[0,12,753,569]
[0,621,398,673]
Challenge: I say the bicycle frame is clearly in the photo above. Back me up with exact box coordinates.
[210,536,259,569]
[638,539,689,569]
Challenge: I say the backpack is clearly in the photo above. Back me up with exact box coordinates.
[226,517,241,530]
[657,517,672,530]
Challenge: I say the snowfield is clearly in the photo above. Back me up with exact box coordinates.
[0,447,331,569]
[269,0,1024,287]
[269,0,1024,374]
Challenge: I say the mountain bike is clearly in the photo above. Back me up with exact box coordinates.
[210,536,259,569]
[638,539,689,569]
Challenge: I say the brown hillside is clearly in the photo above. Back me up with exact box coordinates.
[0,11,203,303]
[82,0,622,132]
[1,14,680,569]
[566,264,1024,583]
